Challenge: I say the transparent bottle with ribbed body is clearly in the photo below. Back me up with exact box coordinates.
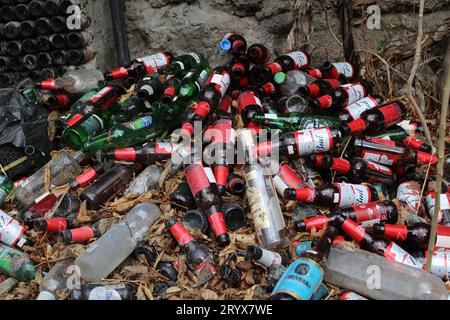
[14,150,83,207]
[239,129,287,249]
[325,245,449,300]
[75,201,162,282]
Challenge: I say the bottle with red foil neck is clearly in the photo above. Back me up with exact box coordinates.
[296,200,398,232]
[284,182,379,208]
[272,162,305,198]
[228,55,249,79]
[309,155,396,185]
[105,142,175,164]
[62,222,102,243]
[104,51,172,81]
[341,101,407,135]
[333,214,423,269]
[65,85,126,128]
[310,82,367,110]
[371,222,447,251]
[221,32,247,54]
[336,95,383,122]
[203,205,230,245]
[237,90,264,127]
[348,135,437,167]
[184,162,220,210]
[298,79,343,97]
[35,78,59,90]
[246,43,270,65]
[320,61,357,81]
[162,75,180,104]
[203,113,236,194]
[165,216,216,283]
[256,126,343,158]
[70,162,104,190]
[34,217,76,232]
[403,136,432,153]
[249,50,310,86]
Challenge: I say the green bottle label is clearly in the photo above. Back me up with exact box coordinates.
[122,116,153,130]
[298,116,339,130]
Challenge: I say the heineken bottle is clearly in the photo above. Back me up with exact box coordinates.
[0,243,36,281]
[166,66,211,119]
[0,174,13,206]
[372,126,408,141]
[165,52,207,77]
[81,114,166,152]
[252,114,342,132]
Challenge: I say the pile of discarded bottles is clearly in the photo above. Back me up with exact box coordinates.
[0,31,449,300]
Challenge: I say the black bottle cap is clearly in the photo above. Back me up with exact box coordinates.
[217,233,231,246]
[33,219,48,232]
[156,262,179,282]
[182,209,209,234]
[134,244,158,266]
[222,203,246,231]
[61,230,72,242]
[296,220,307,232]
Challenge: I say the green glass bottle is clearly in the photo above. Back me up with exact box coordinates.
[22,88,39,105]
[111,96,149,125]
[0,243,36,281]
[56,88,99,129]
[81,114,166,152]
[166,66,211,119]
[372,126,408,141]
[165,52,207,77]
[0,174,13,206]
[253,114,342,132]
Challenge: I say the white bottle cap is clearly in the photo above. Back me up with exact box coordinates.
[36,291,56,300]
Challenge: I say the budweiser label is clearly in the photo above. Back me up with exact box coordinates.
[341,83,366,105]
[336,183,371,208]
[397,181,420,213]
[344,96,379,120]
[384,242,423,269]
[294,127,332,156]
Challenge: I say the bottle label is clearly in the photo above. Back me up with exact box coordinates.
[237,91,262,112]
[384,242,423,269]
[185,163,211,195]
[278,164,304,188]
[304,215,329,232]
[286,51,309,69]
[273,175,288,196]
[245,178,270,230]
[341,83,366,105]
[340,291,367,300]
[138,52,170,69]
[88,285,124,300]
[89,86,112,103]
[397,181,420,213]
[425,192,450,224]
[361,150,399,166]
[121,116,153,130]
[397,120,418,136]
[378,102,403,126]
[428,250,450,278]
[294,127,332,156]
[272,258,323,300]
[155,142,174,155]
[81,114,104,136]
[207,210,227,237]
[436,226,450,249]
[332,62,355,78]
[256,248,283,267]
[366,161,393,175]
[344,96,379,120]
[196,70,210,89]
[383,224,408,240]
[335,183,371,207]
[353,201,387,225]
[293,240,312,257]
[0,210,25,247]
[209,72,231,98]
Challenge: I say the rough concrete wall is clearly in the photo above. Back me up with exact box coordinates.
[83,0,450,72]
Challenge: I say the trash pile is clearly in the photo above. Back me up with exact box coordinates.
[0,32,449,300]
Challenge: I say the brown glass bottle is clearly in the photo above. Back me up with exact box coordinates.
[298,78,342,97]
[105,142,175,163]
[80,165,134,210]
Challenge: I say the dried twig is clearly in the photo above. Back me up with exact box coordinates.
[406,0,433,146]
[425,43,450,272]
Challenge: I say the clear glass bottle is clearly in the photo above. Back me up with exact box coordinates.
[75,201,162,282]
[239,129,287,249]
[55,69,104,94]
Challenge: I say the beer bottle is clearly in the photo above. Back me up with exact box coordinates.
[320,61,356,81]
[271,227,337,300]
[70,162,104,190]
[298,78,343,97]
[62,222,102,243]
[310,82,367,110]
[0,243,35,281]
[284,182,379,208]
[246,245,287,268]
[162,75,180,103]
[272,162,305,198]
[105,142,175,164]
[246,43,270,65]
[165,52,206,77]
[237,89,264,127]
[136,74,164,103]
[0,209,28,248]
[228,55,250,79]
[309,155,396,185]
[296,200,398,232]
[336,95,383,122]
[333,214,423,269]
[34,217,76,233]
[221,32,247,54]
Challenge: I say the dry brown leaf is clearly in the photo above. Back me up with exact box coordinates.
[43,164,51,192]
[201,289,218,300]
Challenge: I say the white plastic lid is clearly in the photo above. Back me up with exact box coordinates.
[36,291,56,300]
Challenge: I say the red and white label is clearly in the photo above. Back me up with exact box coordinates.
[366,161,393,175]
[335,183,371,208]
[341,218,366,242]
[332,62,355,79]
[378,103,403,126]
[428,250,450,279]
[425,192,450,224]
[436,226,450,249]
[208,71,231,98]
[138,52,170,69]
[185,163,211,195]
[278,164,304,188]
[89,86,113,103]
[155,142,174,155]
[397,181,420,213]
[0,210,26,247]
[341,82,366,105]
[286,51,309,69]
[256,248,283,267]
[384,242,423,269]
[344,96,379,120]
[361,150,399,166]
[340,291,367,300]
[397,120,418,136]
[237,91,262,113]
[294,127,333,156]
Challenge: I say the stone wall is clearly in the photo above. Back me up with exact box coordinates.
[83,0,450,74]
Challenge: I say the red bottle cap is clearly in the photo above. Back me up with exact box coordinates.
[169,222,194,246]
[193,101,211,119]
[68,226,95,242]
[416,151,437,165]
[307,84,320,96]
[316,95,333,109]
[256,140,273,156]
[207,209,228,238]
[331,158,351,173]
[346,118,367,134]
[75,167,99,188]
[111,67,129,79]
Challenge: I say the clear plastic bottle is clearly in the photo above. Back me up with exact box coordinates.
[14,151,84,208]
[54,69,104,94]
[324,245,449,300]
[75,201,162,282]
[207,39,234,70]
[124,165,162,196]
[36,251,75,300]
[239,129,287,249]
[275,70,315,96]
